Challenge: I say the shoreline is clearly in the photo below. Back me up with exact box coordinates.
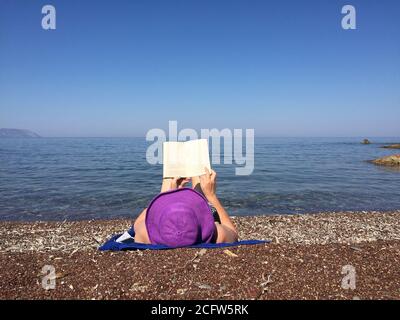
[1,210,400,299]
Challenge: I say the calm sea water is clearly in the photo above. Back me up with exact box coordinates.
[1,137,400,221]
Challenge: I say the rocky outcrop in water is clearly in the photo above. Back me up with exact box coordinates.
[362,139,371,144]
[370,154,400,167]
[381,144,400,149]
[0,128,41,138]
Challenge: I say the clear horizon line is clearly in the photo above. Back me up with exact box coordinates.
[17,135,400,139]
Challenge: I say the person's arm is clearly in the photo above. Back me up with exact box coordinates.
[208,196,239,243]
[199,168,238,243]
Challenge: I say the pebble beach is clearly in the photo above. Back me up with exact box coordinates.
[1,211,399,300]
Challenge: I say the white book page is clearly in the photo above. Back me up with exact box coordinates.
[163,139,211,178]
[163,141,184,178]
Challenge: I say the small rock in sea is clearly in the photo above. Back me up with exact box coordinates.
[369,154,400,167]
[362,139,371,144]
[381,144,400,149]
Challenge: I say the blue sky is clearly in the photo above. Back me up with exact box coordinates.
[0,0,399,137]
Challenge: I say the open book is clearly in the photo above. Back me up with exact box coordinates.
[163,139,211,178]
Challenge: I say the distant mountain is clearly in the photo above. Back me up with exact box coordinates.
[0,128,41,138]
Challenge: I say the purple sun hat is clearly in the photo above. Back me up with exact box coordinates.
[145,187,216,247]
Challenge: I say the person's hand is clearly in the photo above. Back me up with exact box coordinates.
[199,167,217,201]
[170,177,190,190]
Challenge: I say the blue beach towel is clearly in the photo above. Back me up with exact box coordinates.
[99,227,269,251]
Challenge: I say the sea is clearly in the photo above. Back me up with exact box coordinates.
[1,137,400,221]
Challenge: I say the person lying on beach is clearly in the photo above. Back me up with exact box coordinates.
[133,168,238,246]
